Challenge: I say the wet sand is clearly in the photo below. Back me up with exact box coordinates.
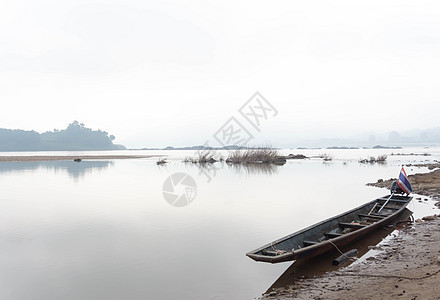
[266,217,440,300]
[0,155,157,162]
[263,166,440,300]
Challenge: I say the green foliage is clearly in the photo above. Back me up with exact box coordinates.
[0,121,124,151]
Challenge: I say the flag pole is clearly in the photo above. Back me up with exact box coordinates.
[378,167,411,214]
[377,192,394,214]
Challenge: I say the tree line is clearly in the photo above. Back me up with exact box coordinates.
[0,121,125,151]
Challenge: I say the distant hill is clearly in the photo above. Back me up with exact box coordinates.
[137,145,254,151]
[0,121,125,151]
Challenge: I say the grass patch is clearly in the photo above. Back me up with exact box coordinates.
[226,147,286,165]
[359,154,387,164]
[183,150,217,164]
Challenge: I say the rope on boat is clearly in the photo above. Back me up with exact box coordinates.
[270,242,288,255]
[328,240,358,262]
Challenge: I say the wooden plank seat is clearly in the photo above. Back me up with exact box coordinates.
[359,214,386,219]
[338,222,367,229]
[303,240,318,246]
[378,198,409,204]
[370,212,391,215]
[375,205,399,211]
[324,232,343,238]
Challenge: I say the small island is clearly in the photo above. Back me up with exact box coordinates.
[0,121,125,151]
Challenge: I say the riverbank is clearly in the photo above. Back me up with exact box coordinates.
[367,163,440,199]
[266,217,440,300]
[263,166,440,300]
[0,155,157,162]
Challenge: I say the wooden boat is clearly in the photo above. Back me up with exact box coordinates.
[246,194,412,263]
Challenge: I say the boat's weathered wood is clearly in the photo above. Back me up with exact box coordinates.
[370,213,391,218]
[262,249,286,256]
[378,198,409,203]
[375,205,399,211]
[303,240,318,246]
[332,249,358,266]
[324,232,343,238]
[339,222,367,229]
[359,214,385,219]
[246,194,412,263]
[368,202,378,215]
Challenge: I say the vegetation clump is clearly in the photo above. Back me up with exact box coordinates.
[183,150,217,164]
[156,159,167,165]
[226,147,286,165]
[286,154,308,159]
[319,153,333,161]
[390,152,431,156]
[359,154,387,164]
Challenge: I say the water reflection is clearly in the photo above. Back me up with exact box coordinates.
[264,208,413,295]
[188,161,280,176]
[0,160,112,180]
[227,162,279,175]
[0,148,435,300]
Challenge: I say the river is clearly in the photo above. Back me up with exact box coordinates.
[0,147,438,299]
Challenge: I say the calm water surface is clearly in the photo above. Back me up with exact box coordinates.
[0,147,439,299]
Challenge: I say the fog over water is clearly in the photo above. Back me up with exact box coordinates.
[0,147,438,299]
[1,1,440,298]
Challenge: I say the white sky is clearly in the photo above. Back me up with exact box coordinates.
[1,0,439,148]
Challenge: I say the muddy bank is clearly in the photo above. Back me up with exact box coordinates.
[367,164,440,199]
[266,217,440,300]
[0,155,156,162]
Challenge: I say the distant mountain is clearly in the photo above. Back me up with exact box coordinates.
[372,145,402,149]
[136,145,249,151]
[0,121,125,151]
[387,127,440,144]
[291,127,440,148]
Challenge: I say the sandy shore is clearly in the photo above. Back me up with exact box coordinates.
[263,166,440,300]
[266,217,440,300]
[0,155,158,162]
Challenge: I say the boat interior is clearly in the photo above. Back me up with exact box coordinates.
[260,195,411,256]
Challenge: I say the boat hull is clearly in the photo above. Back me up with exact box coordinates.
[246,194,412,263]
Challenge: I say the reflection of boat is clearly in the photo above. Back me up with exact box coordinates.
[246,194,412,263]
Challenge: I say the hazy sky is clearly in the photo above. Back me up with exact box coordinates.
[1,1,439,148]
